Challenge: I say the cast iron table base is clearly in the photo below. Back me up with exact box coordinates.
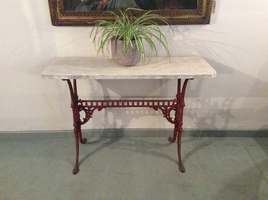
[64,78,190,175]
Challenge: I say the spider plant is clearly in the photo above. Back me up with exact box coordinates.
[90,8,170,63]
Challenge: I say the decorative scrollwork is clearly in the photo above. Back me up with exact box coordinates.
[78,103,103,125]
[77,99,178,125]
[158,106,177,124]
[78,106,95,125]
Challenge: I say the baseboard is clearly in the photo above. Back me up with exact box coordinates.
[0,128,267,137]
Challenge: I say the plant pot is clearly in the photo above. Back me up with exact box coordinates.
[111,39,140,66]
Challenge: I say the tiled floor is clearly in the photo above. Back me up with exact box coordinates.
[0,132,267,200]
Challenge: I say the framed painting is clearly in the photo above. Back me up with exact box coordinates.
[48,0,213,26]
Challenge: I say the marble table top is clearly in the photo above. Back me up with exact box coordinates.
[42,56,216,80]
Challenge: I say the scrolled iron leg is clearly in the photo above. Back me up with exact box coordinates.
[65,79,82,175]
[177,129,185,173]
[173,79,189,173]
[78,125,87,144]
[80,136,87,144]
[71,103,81,174]
[72,126,80,175]
[168,125,177,143]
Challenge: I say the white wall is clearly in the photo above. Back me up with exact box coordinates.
[0,0,268,131]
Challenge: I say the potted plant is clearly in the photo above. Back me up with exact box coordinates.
[91,8,170,66]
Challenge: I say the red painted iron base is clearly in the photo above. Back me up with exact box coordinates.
[64,79,190,175]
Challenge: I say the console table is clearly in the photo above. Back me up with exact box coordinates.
[42,56,216,175]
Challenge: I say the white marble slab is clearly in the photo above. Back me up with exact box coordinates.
[42,56,216,80]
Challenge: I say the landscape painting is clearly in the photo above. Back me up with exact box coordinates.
[48,0,213,25]
[63,0,198,12]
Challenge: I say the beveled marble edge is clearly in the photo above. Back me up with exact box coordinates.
[42,56,216,80]
[42,73,216,80]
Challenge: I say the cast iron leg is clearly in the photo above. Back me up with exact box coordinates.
[168,124,177,143]
[177,127,185,173]
[72,79,88,145]
[169,79,182,143]
[171,79,189,173]
[65,79,83,175]
[72,125,80,175]
[78,125,87,144]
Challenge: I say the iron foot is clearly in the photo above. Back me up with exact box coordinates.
[80,138,87,144]
[168,136,176,143]
[72,165,80,175]
[178,162,186,173]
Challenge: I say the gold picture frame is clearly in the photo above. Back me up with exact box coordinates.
[48,0,213,26]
